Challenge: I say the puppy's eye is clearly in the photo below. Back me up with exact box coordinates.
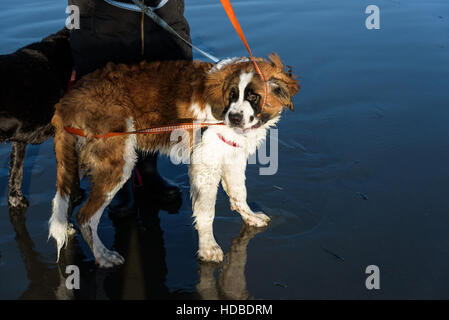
[247,93,260,104]
[229,89,237,101]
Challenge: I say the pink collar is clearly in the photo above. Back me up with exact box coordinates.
[217,133,241,148]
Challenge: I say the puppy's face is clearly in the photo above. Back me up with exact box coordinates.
[205,53,299,132]
[222,71,264,131]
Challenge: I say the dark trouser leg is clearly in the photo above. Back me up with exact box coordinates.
[135,151,180,201]
[108,151,181,219]
[107,177,136,219]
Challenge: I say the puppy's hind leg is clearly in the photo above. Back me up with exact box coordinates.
[77,136,137,268]
[8,142,29,208]
[49,122,79,260]
[77,186,126,268]
[222,162,270,228]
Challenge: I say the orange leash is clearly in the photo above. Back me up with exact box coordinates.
[64,122,225,139]
[219,0,268,115]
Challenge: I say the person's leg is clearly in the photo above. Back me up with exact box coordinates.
[135,151,180,200]
[125,0,192,212]
[107,173,137,218]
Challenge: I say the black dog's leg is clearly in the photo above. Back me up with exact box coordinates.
[8,142,29,208]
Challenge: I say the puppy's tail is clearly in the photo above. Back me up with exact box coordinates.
[49,111,78,261]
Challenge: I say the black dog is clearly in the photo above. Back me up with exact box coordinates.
[0,28,73,208]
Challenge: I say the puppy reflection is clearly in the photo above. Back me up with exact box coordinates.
[196,223,266,300]
[8,208,76,300]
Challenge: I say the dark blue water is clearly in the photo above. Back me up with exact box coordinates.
[1,0,449,299]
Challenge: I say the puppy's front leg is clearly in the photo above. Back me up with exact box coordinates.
[222,161,270,228]
[190,163,223,263]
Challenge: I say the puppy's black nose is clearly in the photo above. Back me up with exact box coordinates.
[228,112,243,126]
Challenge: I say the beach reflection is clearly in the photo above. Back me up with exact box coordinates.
[9,207,75,300]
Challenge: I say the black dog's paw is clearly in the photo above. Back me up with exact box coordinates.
[8,192,29,209]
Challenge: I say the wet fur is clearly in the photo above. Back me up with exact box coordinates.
[0,28,73,208]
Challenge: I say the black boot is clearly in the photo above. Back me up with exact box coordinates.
[108,178,137,219]
[135,151,181,204]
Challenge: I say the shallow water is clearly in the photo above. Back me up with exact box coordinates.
[1,0,449,299]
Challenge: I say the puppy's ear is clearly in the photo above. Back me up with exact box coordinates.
[268,53,284,70]
[205,66,236,119]
[205,74,225,113]
[268,53,300,111]
[268,76,299,111]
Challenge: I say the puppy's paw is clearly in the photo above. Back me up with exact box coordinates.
[198,244,224,263]
[95,249,125,268]
[243,212,271,228]
[8,192,29,209]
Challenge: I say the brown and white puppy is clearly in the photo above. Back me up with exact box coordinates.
[49,53,299,267]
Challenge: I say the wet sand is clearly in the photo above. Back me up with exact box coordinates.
[1,0,449,299]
